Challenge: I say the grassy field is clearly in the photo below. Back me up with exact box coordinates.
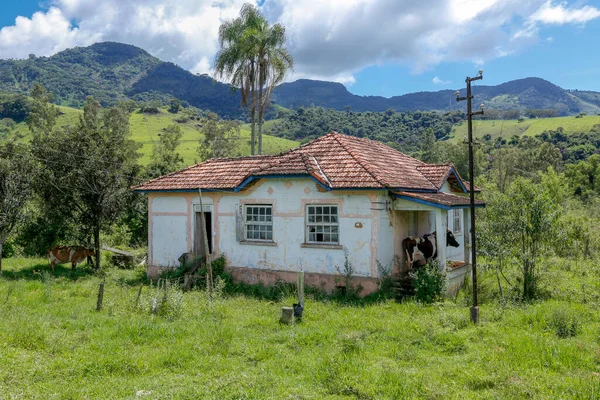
[1,257,599,399]
[12,106,299,165]
[449,115,600,143]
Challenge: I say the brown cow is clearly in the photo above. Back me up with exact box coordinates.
[47,246,95,272]
[402,230,460,270]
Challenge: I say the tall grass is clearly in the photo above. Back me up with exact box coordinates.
[0,257,599,398]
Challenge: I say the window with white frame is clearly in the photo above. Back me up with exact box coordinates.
[453,209,462,233]
[306,205,339,244]
[245,205,273,241]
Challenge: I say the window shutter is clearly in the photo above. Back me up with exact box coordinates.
[235,204,243,242]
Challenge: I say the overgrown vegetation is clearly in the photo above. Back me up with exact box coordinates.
[0,257,599,398]
[410,262,447,304]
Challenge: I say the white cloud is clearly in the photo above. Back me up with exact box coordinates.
[0,0,247,74]
[432,76,451,85]
[0,0,598,85]
[530,1,600,24]
[513,1,600,40]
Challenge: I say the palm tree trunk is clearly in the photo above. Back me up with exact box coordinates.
[250,100,256,155]
[258,81,264,155]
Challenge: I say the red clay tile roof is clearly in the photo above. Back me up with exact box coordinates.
[392,191,485,208]
[417,164,453,188]
[133,132,475,192]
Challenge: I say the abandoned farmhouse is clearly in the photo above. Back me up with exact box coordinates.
[133,132,484,295]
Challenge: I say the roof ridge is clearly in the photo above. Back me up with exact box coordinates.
[331,132,385,187]
[310,154,333,187]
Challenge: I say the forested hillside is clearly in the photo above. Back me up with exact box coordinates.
[1,42,599,119]
[272,78,600,116]
[267,107,464,154]
[0,42,245,118]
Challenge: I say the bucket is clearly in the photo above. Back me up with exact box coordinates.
[293,303,304,319]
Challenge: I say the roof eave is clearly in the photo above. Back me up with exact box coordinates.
[389,192,486,210]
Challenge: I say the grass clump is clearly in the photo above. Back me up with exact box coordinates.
[548,305,580,338]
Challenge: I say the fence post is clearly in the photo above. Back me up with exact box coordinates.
[135,283,143,309]
[96,279,105,311]
[297,271,304,306]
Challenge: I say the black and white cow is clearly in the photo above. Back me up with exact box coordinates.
[402,230,460,269]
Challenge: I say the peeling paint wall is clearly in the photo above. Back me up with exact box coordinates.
[219,179,376,277]
[148,179,382,278]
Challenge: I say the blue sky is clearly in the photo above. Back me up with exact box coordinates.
[1,0,600,97]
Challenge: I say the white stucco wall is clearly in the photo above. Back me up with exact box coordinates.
[147,177,472,275]
[148,178,385,278]
[218,179,376,276]
[151,215,188,267]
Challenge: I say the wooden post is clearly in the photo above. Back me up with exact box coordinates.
[198,188,213,296]
[96,279,105,311]
[280,307,294,324]
[463,209,471,265]
[297,271,304,306]
[135,283,143,309]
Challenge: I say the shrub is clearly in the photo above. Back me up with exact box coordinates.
[1,240,18,258]
[334,247,363,300]
[548,306,579,338]
[410,261,447,304]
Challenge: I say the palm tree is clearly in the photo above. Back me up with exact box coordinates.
[254,22,294,154]
[214,3,293,155]
[214,4,260,155]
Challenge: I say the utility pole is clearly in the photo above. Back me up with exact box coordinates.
[455,70,484,324]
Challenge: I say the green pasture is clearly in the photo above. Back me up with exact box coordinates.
[449,115,600,143]
[0,256,599,399]
[12,106,299,165]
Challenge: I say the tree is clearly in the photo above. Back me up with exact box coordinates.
[215,3,293,155]
[27,83,58,135]
[215,3,260,155]
[147,124,184,179]
[0,141,34,275]
[480,176,561,300]
[31,96,141,269]
[565,154,600,199]
[420,128,439,163]
[254,14,294,154]
[169,98,181,114]
[197,112,240,161]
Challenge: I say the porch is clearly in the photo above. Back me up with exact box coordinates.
[389,191,484,296]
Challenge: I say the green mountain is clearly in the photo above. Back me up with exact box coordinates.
[272,78,600,116]
[1,41,599,117]
[0,42,243,118]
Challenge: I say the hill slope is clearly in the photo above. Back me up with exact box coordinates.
[0,42,244,118]
[449,115,600,143]
[11,106,298,165]
[1,42,599,117]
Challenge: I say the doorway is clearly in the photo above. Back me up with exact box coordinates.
[194,211,213,258]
